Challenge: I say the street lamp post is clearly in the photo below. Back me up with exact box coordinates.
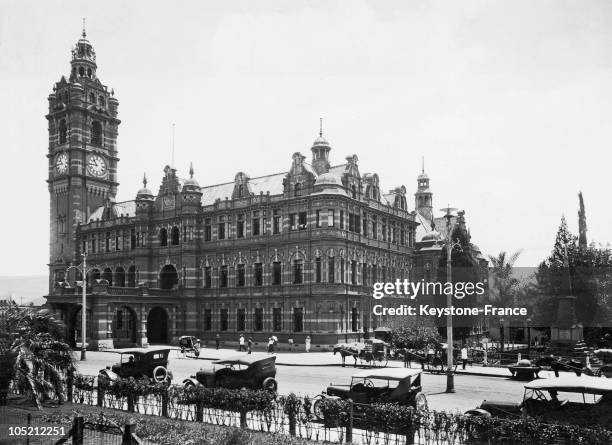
[441,206,459,394]
[499,317,505,356]
[66,252,91,361]
[526,317,532,358]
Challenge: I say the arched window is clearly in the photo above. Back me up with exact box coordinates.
[89,92,95,103]
[237,184,244,198]
[115,267,125,287]
[59,119,67,144]
[102,268,113,286]
[171,227,180,245]
[78,66,85,77]
[294,183,301,197]
[89,268,100,283]
[87,68,92,78]
[159,228,168,246]
[98,95,105,107]
[351,185,357,199]
[159,265,178,290]
[127,265,136,287]
[91,121,102,145]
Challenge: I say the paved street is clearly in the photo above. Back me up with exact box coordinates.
[74,348,528,413]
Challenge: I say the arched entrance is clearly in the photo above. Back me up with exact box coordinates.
[113,305,137,345]
[68,306,93,348]
[159,265,178,290]
[147,307,168,344]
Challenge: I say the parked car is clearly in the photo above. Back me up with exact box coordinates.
[178,336,201,357]
[182,355,278,392]
[466,375,612,428]
[98,347,174,384]
[314,368,427,420]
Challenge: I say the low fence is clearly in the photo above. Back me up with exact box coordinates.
[61,374,612,445]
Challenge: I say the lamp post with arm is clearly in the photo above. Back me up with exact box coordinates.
[440,206,461,393]
[66,251,93,361]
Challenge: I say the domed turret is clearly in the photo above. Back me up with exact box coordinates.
[69,23,98,81]
[136,173,154,200]
[183,163,200,189]
[311,118,331,175]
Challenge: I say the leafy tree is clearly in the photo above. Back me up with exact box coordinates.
[384,315,442,351]
[0,301,75,408]
[533,216,612,328]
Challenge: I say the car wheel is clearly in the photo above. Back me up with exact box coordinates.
[262,377,278,393]
[415,392,428,412]
[183,380,195,388]
[153,366,168,383]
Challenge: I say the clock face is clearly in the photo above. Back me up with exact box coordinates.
[55,153,68,174]
[87,154,107,177]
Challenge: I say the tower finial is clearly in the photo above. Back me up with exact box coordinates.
[82,18,86,38]
[319,117,323,137]
[422,156,425,174]
[143,172,147,188]
[189,162,194,178]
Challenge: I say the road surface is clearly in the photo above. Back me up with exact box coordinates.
[75,350,525,412]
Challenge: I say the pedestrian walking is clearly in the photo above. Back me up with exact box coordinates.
[272,335,278,352]
[215,333,220,350]
[288,336,294,351]
[267,336,274,354]
[247,337,253,354]
[239,334,246,352]
[461,346,468,370]
[305,335,311,352]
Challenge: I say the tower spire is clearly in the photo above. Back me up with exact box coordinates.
[143,172,147,188]
[319,117,323,137]
[82,18,86,38]
[422,156,425,174]
[189,162,194,178]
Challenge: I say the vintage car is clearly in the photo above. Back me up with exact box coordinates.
[466,375,612,428]
[178,336,201,357]
[314,368,427,419]
[98,347,173,384]
[182,355,278,392]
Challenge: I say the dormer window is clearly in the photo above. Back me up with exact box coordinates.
[89,92,95,103]
[98,95,105,107]
[294,183,301,197]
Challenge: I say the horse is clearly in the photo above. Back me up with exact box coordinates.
[333,345,359,368]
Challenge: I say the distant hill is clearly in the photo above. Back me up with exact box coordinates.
[0,275,48,306]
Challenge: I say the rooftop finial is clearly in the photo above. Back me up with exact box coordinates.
[422,156,425,174]
[143,172,147,188]
[82,18,86,38]
[189,162,194,178]
[319,117,323,137]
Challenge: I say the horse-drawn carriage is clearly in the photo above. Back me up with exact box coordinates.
[334,339,389,368]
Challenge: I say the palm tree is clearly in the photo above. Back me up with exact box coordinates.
[1,301,75,408]
[488,250,522,307]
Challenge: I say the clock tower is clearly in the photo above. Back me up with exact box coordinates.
[46,28,120,291]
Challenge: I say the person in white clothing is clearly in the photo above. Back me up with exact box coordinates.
[461,346,468,369]
[305,336,311,352]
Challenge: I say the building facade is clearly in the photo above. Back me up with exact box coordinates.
[45,33,485,349]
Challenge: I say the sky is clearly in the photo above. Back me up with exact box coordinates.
[1,0,612,278]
